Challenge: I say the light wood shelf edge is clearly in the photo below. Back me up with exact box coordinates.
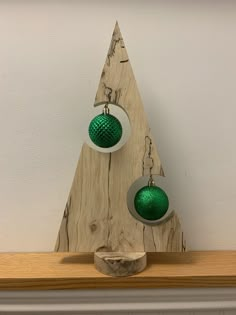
[0,251,236,290]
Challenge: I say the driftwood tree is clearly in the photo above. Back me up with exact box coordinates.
[55,22,185,276]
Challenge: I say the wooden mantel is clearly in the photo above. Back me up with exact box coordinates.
[0,251,235,290]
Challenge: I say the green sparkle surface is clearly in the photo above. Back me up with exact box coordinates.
[134,185,169,221]
[89,113,122,148]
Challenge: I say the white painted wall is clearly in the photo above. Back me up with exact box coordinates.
[0,0,236,251]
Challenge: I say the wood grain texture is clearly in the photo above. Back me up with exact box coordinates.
[55,21,183,252]
[0,252,236,290]
[94,252,147,277]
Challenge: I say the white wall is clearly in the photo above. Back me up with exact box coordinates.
[0,0,236,251]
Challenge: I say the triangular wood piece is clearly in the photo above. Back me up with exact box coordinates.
[55,22,184,252]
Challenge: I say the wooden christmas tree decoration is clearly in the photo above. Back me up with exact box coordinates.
[55,22,185,277]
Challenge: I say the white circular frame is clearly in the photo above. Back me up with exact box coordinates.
[127,175,174,226]
[86,102,131,153]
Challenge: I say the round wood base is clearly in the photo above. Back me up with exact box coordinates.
[94,252,147,277]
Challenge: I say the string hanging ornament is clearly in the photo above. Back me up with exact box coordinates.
[134,136,169,221]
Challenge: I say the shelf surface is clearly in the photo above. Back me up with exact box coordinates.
[0,251,236,290]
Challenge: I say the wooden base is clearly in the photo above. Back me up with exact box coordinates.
[94,252,147,277]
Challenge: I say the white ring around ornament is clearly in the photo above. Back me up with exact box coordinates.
[127,175,174,226]
[86,103,131,153]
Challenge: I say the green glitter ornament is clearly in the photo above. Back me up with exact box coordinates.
[88,112,122,148]
[134,184,169,221]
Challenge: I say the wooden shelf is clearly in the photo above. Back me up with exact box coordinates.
[0,251,236,290]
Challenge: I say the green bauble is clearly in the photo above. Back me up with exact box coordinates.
[88,113,122,148]
[134,185,169,221]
